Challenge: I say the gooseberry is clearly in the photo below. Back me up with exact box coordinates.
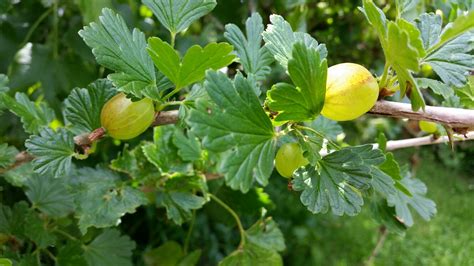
[100,93,155,140]
[275,143,309,178]
[419,120,438,134]
[321,63,379,121]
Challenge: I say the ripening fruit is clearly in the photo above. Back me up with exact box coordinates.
[420,63,433,77]
[321,63,379,121]
[100,93,155,140]
[275,143,309,178]
[419,120,438,134]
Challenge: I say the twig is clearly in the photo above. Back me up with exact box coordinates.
[209,194,246,249]
[366,226,388,266]
[368,100,474,129]
[381,131,474,151]
[152,110,180,126]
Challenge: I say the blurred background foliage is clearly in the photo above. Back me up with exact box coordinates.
[1,0,473,265]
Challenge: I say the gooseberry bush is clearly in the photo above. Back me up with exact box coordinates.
[0,0,473,265]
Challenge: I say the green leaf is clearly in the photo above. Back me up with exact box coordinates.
[294,130,324,165]
[24,210,56,248]
[0,201,30,237]
[246,217,285,252]
[0,92,55,134]
[143,241,183,266]
[424,33,474,87]
[395,0,423,21]
[25,128,76,178]
[57,242,88,266]
[224,13,273,81]
[73,167,148,233]
[387,174,437,227]
[172,130,202,162]
[396,19,425,57]
[427,10,474,53]
[415,13,442,50]
[417,78,454,99]
[25,174,74,217]
[143,0,216,34]
[262,15,327,69]
[1,162,34,187]
[219,242,283,266]
[379,153,402,181]
[147,37,235,89]
[143,241,201,266]
[292,145,385,216]
[0,143,17,168]
[111,144,160,180]
[266,42,327,121]
[83,229,136,266]
[142,126,181,173]
[362,1,425,110]
[63,79,116,134]
[74,0,113,24]
[385,21,425,110]
[157,173,208,225]
[360,0,387,39]
[370,200,407,235]
[456,75,474,108]
[0,74,8,93]
[188,72,276,192]
[306,116,343,141]
[79,8,157,98]
[371,167,397,197]
[292,165,363,216]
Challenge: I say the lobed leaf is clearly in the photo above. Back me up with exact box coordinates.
[147,37,235,90]
[387,174,437,227]
[0,143,18,168]
[25,128,75,178]
[83,229,136,266]
[188,72,276,192]
[0,92,55,134]
[143,0,216,34]
[63,79,116,134]
[292,145,386,216]
[25,174,75,217]
[73,167,147,234]
[262,14,327,69]
[224,13,273,81]
[79,8,157,98]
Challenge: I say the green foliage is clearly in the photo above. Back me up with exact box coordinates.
[79,8,157,99]
[63,79,116,134]
[0,1,472,265]
[361,0,426,110]
[73,167,147,233]
[143,0,217,34]
[0,92,55,134]
[0,143,17,168]
[25,128,76,178]
[147,37,235,90]
[25,174,74,217]
[224,13,273,82]
[83,229,136,266]
[267,42,327,121]
[188,72,276,192]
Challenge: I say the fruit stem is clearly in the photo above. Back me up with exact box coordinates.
[378,63,390,89]
[209,193,246,249]
[294,125,341,150]
[183,210,196,255]
[156,101,183,111]
[170,32,176,48]
[162,87,182,101]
